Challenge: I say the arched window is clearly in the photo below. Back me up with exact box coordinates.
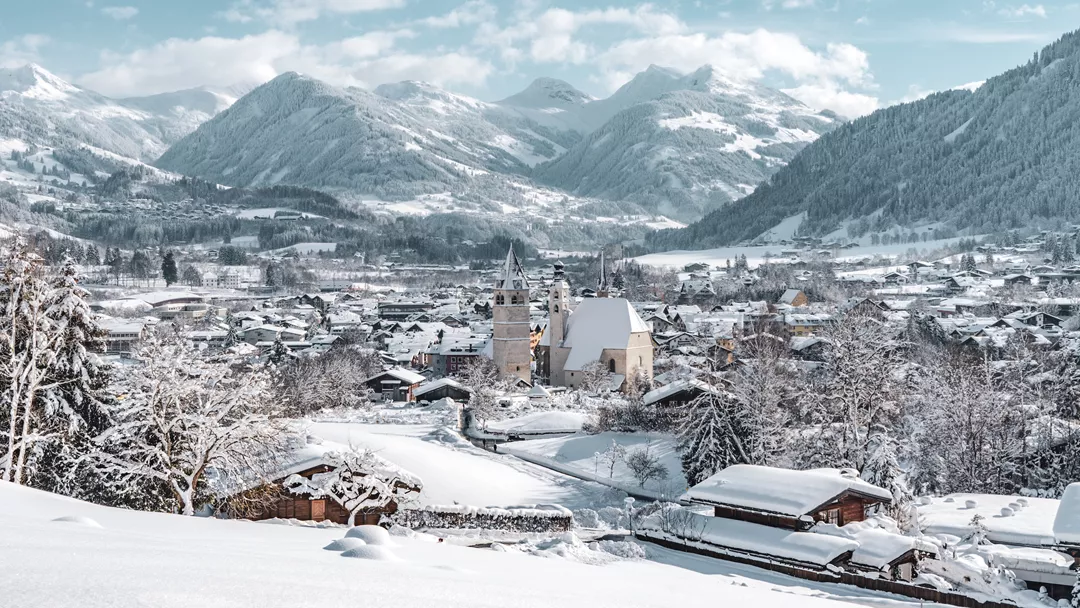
[554,304,559,313]
[608,359,616,373]
[638,356,643,367]
[511,295,520,305]
[495,294,505,306]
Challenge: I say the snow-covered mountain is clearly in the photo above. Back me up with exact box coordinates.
[156,72,587,195]
[533,65,838,221]
[0,64,235,162]
[119,84,251,144]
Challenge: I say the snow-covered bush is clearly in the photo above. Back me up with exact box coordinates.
[391,504,573,533]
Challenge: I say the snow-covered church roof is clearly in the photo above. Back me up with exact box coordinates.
[560,298,650,371]
[683,465,893,517]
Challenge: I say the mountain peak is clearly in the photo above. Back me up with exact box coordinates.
[0,63,79,99]
[497,77,593,108]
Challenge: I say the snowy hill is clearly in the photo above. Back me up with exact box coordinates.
[534,66,837,221]
[0,64,227,162]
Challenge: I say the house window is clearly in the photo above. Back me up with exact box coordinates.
[821,508,841,525]
[608,359,616,373]
[511,295,520,305]
[496,294,505,305]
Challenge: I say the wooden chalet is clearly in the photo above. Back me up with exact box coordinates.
[223,444,422,526]
[683,465,894,531]
[363,367,426,402]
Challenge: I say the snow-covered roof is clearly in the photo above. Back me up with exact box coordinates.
[124,291,206,307]
[918,493,1059,547]
[413,377,471,398]
[847,528,933,569]
[642,378,716,406]
[366,367,426,386]
[1053,483,1080,545]
[561,298,650,371]
[683,465,893,517]
[639,510,858,567]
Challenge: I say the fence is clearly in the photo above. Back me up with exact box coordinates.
[392,505,574,534]
[637,533,1020,608]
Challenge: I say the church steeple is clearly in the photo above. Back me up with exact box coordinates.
[596,250,609,298]
[496,246,529,291]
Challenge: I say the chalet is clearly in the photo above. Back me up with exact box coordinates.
[682,465,893,530]
[881,271,907,286]
[784,313,832,337]
[363,368,426,402]
[223,440,422,526]
[778,289,808,307]
[1002,274,1034,287]
[413,377,473,402]
[642,378,719,409]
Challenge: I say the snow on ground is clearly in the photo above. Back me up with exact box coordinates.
[635,236,973,270]
[308,423,605,509]
[503,432,688,501]
[485,411,589,435]
[1,481,876,608]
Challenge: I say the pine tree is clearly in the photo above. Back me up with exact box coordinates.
[679,389,741,486]
[161,251,178,287]
[1070,567,1080,608]
[269,336,289,365]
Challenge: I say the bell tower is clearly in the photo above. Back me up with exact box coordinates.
[492,246,532,384]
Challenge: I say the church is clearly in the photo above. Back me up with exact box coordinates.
[533,255,654,391]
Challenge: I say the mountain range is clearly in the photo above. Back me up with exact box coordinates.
[650,28,1080,251]
[153,64,837,223]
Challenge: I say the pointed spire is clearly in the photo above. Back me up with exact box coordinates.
[496,245,529,290]
[553,259,566,281]
[596,250,609,297]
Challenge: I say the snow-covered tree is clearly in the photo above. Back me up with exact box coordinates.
[91,330,293,515]
[284,448,420,526]
[161,251,178,286]
[1,248,109,487]
[805,312,908,471]
[599,439,626,478]
[268,336,290,365]
[861,432,916,532]
[679,389,740,486]
[1070,567,1080,608]
[457,356,508,429]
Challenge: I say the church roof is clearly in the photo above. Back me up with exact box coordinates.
[496,246,529,290]
[561,298,650,371]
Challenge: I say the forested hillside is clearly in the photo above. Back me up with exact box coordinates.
[648,29,1080,250]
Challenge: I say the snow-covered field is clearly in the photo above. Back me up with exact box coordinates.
[309,423,604,509]
[502,432,687,501]
[2,481,882,608]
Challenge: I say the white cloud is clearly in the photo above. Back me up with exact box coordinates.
[101,5,138,20]
[0,35,50,68]
[762,0,816,9]
[477,4,685,65]
[76,30,491,97]
[782,83,879,118]
[420,1,497,29]
[998,4,1047,18]
[597,30,874,90]
[224,0,406,26]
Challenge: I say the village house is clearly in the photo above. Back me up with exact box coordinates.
[363,367,426,402]
[223,440,422,526]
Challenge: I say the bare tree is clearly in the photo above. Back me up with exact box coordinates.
[626,444,669,488]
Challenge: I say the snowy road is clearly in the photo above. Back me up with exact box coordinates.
[308,423,609,509]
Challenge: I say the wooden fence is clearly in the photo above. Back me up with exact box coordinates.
[392,505,573,534]
[638,533,1020,608]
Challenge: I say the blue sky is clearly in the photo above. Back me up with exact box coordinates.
[0,0,1072,115]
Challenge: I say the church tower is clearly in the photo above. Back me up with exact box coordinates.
[546,259,572,386]
[492,246,532,384]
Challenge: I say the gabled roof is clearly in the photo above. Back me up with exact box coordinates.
[682,465,893,517]
[560,298,651,371]
[365,367,426,385]
[495,246,529,291]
